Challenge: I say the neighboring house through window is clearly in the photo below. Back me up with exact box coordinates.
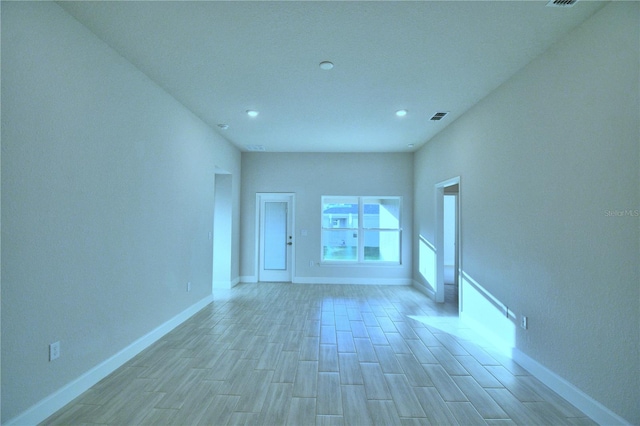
[322,196,401,263]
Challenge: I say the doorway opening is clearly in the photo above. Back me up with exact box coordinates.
[443,187,459,305]
[257,193,295,282]
[435,177,461,312]
[212,170,233,291]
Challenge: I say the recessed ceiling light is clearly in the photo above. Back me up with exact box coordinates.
[217,124,229,130]
[319,61,334,70]
[246,110,259,118]
[396,109,408,117]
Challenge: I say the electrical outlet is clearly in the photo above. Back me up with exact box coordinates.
[521,315,528,330]
[187,282,191,292]
[309,260,314,267]
[49,341,60,361]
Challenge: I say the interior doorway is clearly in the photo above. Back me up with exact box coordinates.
[212,170,233,290]
[257,193,294,282]
[443,187,459,304]
[435,177,461,311]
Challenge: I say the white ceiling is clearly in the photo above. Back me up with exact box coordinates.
[60,1,605,153]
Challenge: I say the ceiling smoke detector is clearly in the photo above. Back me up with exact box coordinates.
[430,112,449,121]
[546,0,578,7]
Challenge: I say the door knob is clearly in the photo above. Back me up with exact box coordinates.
[287,242,293,245]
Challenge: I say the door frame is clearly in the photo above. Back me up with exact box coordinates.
[212,169,233,290]
[256,193,295,282]
[435,177,461,311]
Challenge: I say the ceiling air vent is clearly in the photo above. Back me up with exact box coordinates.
[430,112,449,121]
[546,0,578,7]
[244,145,266,152]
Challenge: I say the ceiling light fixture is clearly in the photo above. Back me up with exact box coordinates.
[319,61,334,70]
[246,110,259,118]
[396,109,408,117]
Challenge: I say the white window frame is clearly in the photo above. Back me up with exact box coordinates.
[321,196,402,265]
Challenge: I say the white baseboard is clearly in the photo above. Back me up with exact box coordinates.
[460,312,631,426]
[212,280,231,289]
[412,280,436,300]
[511,348,631,426]
[239,276,411,286]
[213,277,241,289]
[293,277,412,285]
[6,295,214,426]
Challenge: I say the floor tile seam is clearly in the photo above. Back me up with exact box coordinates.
[455,388,511,420]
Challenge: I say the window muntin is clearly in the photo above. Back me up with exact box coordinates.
[322,196,401,264]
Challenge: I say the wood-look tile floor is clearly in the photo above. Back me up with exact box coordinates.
[43,284,596,425]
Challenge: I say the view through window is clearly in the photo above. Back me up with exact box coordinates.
[322,196,401,263]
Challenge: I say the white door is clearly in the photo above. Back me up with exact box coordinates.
[258,193,294,282]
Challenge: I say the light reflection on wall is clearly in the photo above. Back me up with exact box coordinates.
[459,270,516,356]
[419,235,436,290]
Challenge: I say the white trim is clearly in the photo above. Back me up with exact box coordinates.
[319,261,403,268]
[434,177,461,304]
[412,279,436,300]
[212,277,241,289]
[5,296,213,426]
[230,276,240,287]
[511,348,632,426]
[460,312,631,425]
[212,280,232,289]
[293,277,412,286]
[257,193,295,282]
[321,196,402,265]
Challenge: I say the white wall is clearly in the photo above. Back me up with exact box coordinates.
[241,153,413,284]
[413,2,639,423]
[1,2,241,422]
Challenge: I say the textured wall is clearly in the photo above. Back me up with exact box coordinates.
[1,2,241,421]
[241,153,413,284]
[413,3,639,422]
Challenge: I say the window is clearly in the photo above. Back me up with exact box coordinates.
[322,196,401,263]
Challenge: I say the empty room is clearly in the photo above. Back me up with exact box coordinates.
[1,1,638,425]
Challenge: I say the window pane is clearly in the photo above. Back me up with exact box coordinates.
[322,197,359,228]
[363,230,400,262]
[363,198,400,229]
[263,201,287,270]
[322,230,358,261]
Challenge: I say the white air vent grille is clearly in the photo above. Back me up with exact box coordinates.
[430,112,449,121]
[244,145,266,152]
[546,0,578,7]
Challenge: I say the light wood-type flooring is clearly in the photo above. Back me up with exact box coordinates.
[43,283,596,425]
